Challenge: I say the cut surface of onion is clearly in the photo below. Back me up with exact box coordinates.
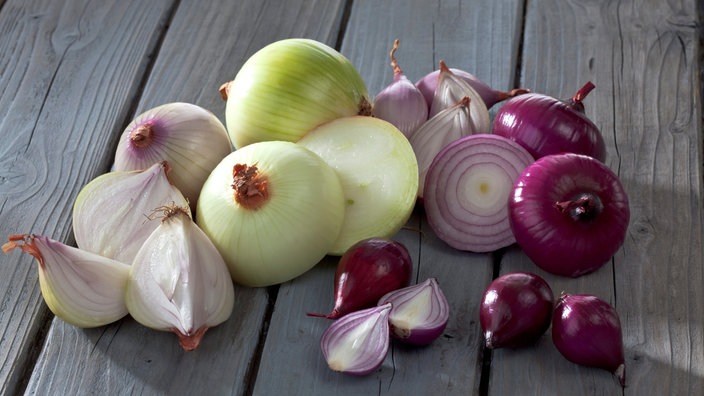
[423,134,534,252]
[297,116,418,255]
[196,141,345,287]
[320,303,391,376]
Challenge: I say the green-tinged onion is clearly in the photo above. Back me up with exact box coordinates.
[220,38,371,149]
[196,141,345,287]
[297,116,418,255]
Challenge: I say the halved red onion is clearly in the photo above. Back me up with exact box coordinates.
[552,293,626,387]
[423,134,534,252]
[479,272,553,349]
[377,278,449,346]
[320,303,391,376]
[508,153,630,277]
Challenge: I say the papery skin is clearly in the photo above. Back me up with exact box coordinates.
[72,161,189,264]
[2,234,130,328]
[124,207,234,351]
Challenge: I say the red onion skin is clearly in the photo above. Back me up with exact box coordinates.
[509,153,630,277]
[552,293,626,387]
[307,238,413,320]
[416,67,529,109]
[492,82,606,162]
[479,272,554,349]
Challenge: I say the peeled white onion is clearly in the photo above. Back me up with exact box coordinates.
[297,116,419,255]
[196,141,345,287]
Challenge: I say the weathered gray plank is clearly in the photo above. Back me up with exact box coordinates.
[22,0,349,395]
[0,1,175,394]
[252,0,524,394]
[490,0,704,395]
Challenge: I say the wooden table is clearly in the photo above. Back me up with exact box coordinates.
[1,0,701,395]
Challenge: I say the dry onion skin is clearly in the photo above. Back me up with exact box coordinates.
[196,141,345,287]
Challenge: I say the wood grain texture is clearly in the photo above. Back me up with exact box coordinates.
[252,0,524,394]
[22,1,349,395]
[0,1,175,394]
[490,0,704,395]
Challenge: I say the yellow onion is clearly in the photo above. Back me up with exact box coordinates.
[196,141,345,287]
[220,38,370,149]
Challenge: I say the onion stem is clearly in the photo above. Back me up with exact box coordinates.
[569,81,595,112]
[129,123,154,148]
[555,192,603,222]
[231,164,269,210]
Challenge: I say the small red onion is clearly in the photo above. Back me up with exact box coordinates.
[377,278,449,346]
[307,238,413,319]
[423,134,534,252]
[492,82,606,162]
[479,272,554,349]
[372,39,428,137]
[552,293,626,387]
[416,66,529,109]
[509,153,630,277]
[320,303,391,375]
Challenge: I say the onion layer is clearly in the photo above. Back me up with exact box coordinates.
[196,141,345,287]
[423,134,534,252]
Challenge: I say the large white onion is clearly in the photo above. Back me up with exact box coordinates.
[221,38,370,149]
[196,141,345,287]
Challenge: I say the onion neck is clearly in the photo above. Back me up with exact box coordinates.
[129,123,155,148]
[567,81,595,113]
[231,163,269,210]
[555,192,603,222]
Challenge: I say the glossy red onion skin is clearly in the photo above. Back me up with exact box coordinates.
[479,272,554,349]
[308,238,413,320]
[492,90,606,162]
[377,278,449,346]
[509,153,630,277]
[416,68,529,109]
[552,293,626,387]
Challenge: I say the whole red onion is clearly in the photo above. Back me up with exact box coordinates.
[479,272,554,349]
[492,82,606,162]
[509,153,630,277]
[552,293,626,388]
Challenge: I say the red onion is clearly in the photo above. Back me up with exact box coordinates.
[492,82,606,162]
[377,278,449,346]
[479,272,553,349]
[509,153,630,277]
[552,293,626,387]
[423,134,534,252]
[307,238,413,319]
[320,303,391,375]
[416,66,529,109]
[372,39,428,137]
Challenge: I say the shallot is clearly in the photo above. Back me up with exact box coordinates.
[552,293,626,387]
[479,272,553,349]
[378,277,449,345]
[308,238,413,320]
[320,303,392,375]
[372,39,428,137]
